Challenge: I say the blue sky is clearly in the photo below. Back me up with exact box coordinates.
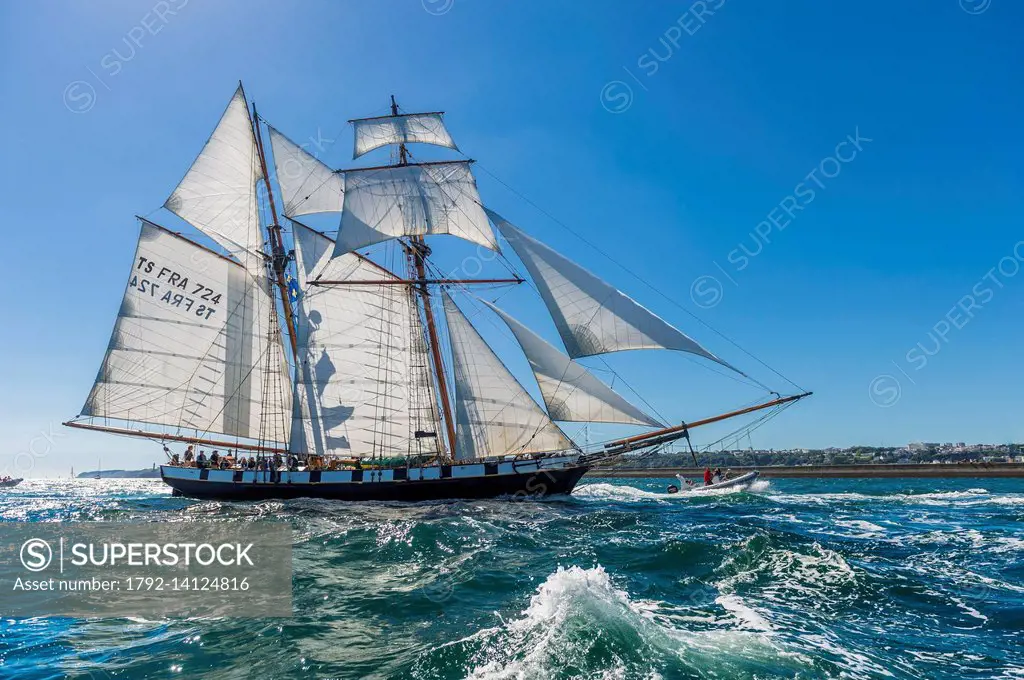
[1,0,1021,476]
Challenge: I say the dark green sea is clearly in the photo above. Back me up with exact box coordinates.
[1,476,1022,679]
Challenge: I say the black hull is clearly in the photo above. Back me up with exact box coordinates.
[163,465,590,502]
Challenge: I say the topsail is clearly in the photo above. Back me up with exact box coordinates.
[351,112,457,159]
[81,220,292,443]
[164,85,265,269]
[332,161,498,257]
[488,209,737,371]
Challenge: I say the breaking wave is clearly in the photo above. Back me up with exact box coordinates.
[448,565,810,679]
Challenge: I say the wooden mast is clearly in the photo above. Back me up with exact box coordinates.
[249,97,299,358]
[410,239,458,459]
[390,94,457,460]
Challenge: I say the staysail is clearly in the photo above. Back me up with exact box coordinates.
[164,85,265,268]
[267,126,345,217]
[487,209,737,371]
[481,300,663,427]
[332,161,498,257]
[351,112,457,159]
[290,222,441,458]
[81,220,292,443]
[442,293,572,460]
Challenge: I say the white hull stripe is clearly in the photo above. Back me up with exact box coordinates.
[161,456,580,485]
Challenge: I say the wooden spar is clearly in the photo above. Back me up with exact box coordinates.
[409,238,458,461]
[348,110,445,123]
[603,392,813,450]
[311,277,524,286]
[250,100,299,358]
[336,159,472,175]
[135,216,241,267]
[63,421,289,454]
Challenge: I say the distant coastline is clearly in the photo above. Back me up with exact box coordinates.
[77,468,160,479]
[587,462,1024,479]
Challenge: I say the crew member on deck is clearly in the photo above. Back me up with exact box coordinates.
[704,467,713,486]
[196,450,207,468]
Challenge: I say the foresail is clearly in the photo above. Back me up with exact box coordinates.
[164,85,265,268]
[352,112,457,159]
[442,293,572,460]
[290,223,441,458]
[488,209,738,372]
[332,161,498,257]
[81,220,291,443]
[482,300,663,427]
[268,126,344,217]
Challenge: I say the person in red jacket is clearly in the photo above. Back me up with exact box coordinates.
[704,467,713,486]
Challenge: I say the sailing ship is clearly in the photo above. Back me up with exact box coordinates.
[64,84,809,501]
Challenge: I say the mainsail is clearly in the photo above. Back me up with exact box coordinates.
[290,222,441,458]
[164,85,265,268]
[81,220,292,443]
[482,300,663,427]
[332,161,498,257]
[351,112,457,159]
[442,293,572,460]
[487,209,737,371]
[267,126,345,217]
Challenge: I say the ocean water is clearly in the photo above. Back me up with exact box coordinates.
[1,476,1022,679]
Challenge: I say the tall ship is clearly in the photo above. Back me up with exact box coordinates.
[65,84,809,501]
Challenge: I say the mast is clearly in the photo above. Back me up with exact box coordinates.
[388,94,455,459]
[391,95,409,165]
[250,97,299,358]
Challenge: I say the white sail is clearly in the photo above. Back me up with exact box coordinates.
[290,223,441,458]
[442,293,572,460]
[81,220,291,443]
[332,161,498,257]
[164,85,265,268]
[482,301,663,427]
[268,126,344,217]
[488,209,737,371]
[352,112,457,159]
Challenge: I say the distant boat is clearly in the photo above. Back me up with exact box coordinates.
[676,470,760,491]
[94,459,101,480]
[63,85,811,501]
[0,478,23,488]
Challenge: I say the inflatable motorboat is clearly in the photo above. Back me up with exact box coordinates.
[675,470,759,491]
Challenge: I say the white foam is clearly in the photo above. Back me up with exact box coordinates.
[715,595,773,632]
[573,480,768,504]
[717,540,856,603]
[463,565,810,679]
